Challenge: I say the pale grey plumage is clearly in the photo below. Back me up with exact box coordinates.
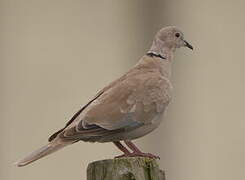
[15,26,193,167]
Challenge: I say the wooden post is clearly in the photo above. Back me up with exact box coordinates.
[87,157,165,180]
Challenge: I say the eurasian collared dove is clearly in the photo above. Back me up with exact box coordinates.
[15,26,193,167]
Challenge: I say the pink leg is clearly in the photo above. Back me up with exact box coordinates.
[124,140,160,159]
[113,141,131,158]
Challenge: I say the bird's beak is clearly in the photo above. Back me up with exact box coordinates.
[183,40,193,50]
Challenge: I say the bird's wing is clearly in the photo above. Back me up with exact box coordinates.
[48,68,128,142]
[58,69,172,141]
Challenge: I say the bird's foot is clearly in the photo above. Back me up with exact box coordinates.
[115,152,160,159]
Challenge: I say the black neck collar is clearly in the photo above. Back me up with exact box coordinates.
[146,52,166,60]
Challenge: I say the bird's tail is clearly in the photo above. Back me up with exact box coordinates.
[15,141,70,167]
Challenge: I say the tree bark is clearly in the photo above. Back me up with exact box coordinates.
[87,157,165,180]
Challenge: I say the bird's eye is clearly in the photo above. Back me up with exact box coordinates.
[175,33,180,38]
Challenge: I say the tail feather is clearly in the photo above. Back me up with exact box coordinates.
[15,142,69,167]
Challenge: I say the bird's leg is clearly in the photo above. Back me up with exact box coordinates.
[124,140,141,153]
[113,141,131,158]
[124,140,160,159]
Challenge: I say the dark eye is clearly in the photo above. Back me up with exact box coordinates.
[175,33,180,38]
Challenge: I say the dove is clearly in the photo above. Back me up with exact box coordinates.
[15,26,193,167]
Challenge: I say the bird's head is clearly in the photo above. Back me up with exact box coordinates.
[149,26,193,59]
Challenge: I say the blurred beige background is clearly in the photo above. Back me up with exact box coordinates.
[1,0,245,180]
